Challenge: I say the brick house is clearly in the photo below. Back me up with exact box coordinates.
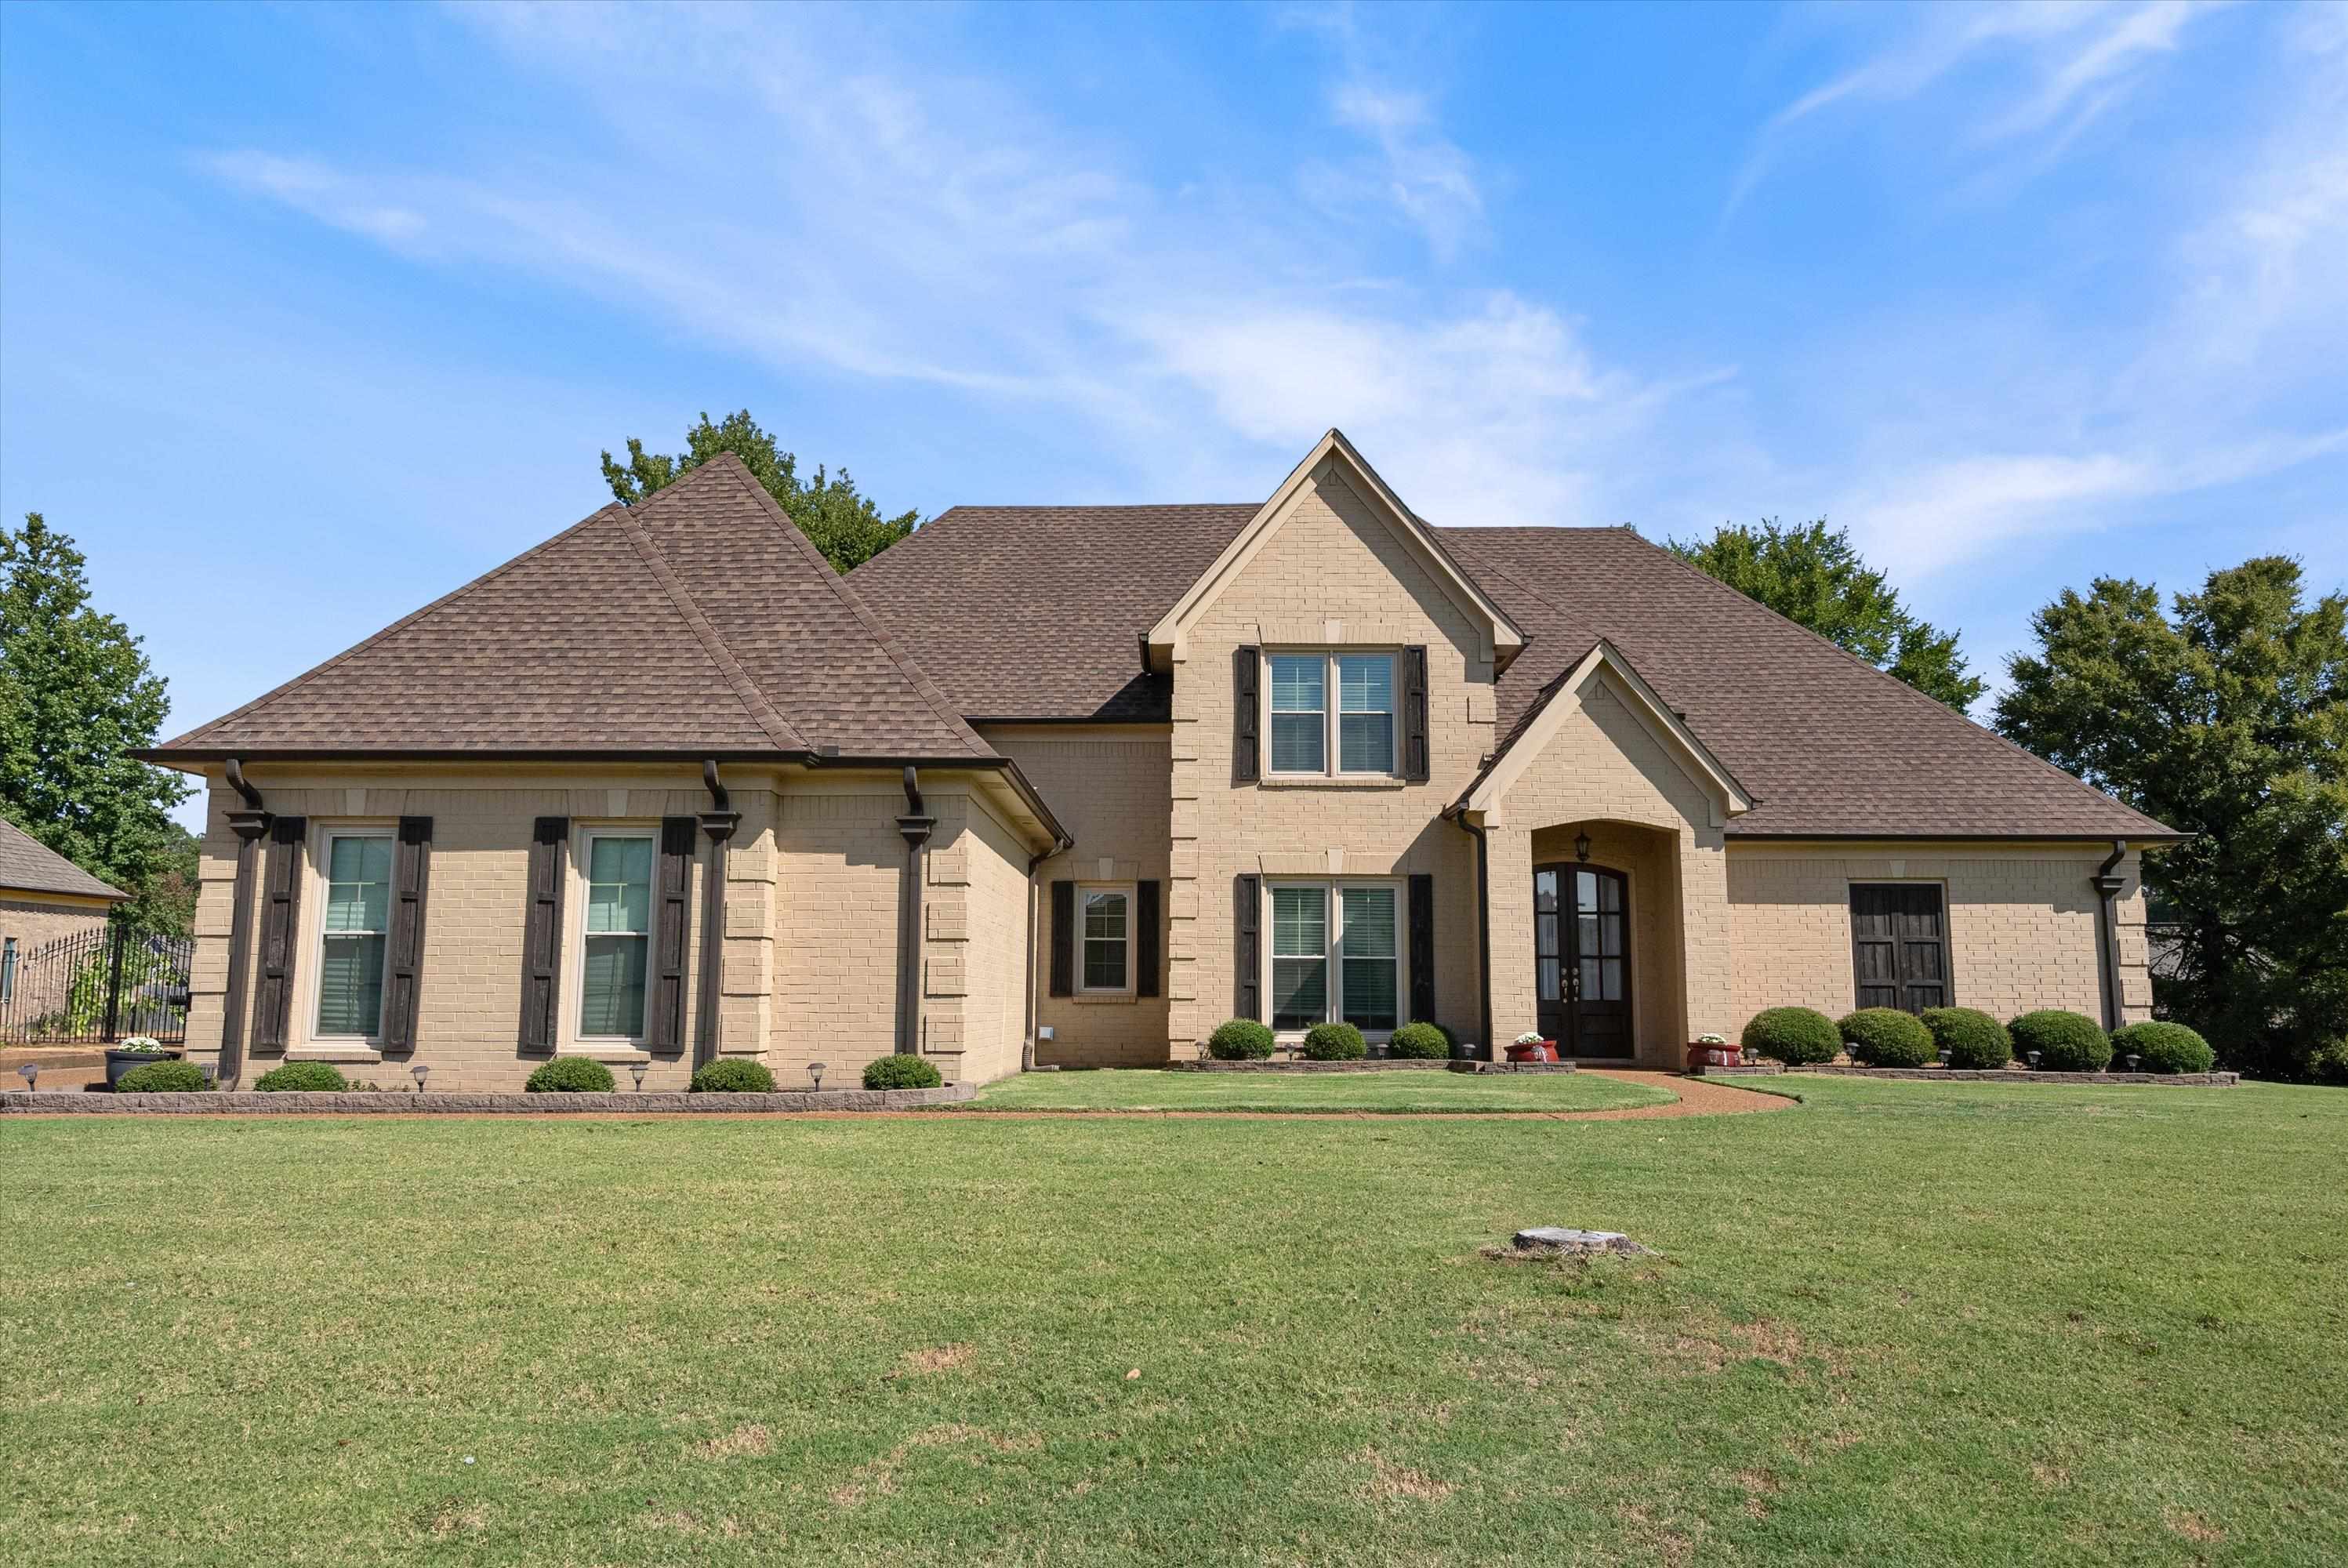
[2,820,129,1018]
[145,433,2177,1089]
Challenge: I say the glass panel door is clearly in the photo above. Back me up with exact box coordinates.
[1532,862,1632,1058]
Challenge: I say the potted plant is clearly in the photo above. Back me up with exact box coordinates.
[104,1036,183,1091]
[1508,1030,1556,1064]
[1686,1033,1737,1071]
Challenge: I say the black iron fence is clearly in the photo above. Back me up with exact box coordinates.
[0,919,193,1045]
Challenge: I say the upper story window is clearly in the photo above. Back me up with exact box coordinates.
[314,829,394,1038]
[1268,652,1396,777]
[578,829,655,1040]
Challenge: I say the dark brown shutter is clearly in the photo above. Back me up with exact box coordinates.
[1850,884,1950,1014]
[1403,645,1430,782]
[1235,874,1260,1021]
[1408,873,1435,1023]
[380,816,433,1053]
[1233,646,1261,782]
[647,817,695,1052]
[251,815,307,1054]
[1136,879,1162,998]
[517,816,568,1054]
[1049,880,1074,996]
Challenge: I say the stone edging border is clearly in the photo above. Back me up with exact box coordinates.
[1779,1065,2238,1086]
[0,1083,978,1115]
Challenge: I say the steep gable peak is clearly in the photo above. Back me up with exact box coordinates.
[1143,430,1528,672]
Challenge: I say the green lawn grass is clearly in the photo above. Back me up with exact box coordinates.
[2,1076,2343,1566]
[962,1066,1676,1112]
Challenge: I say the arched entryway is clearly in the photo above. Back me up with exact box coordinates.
[1533,862,1632,1058]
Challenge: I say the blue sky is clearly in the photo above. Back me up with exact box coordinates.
[3,2,2343,829]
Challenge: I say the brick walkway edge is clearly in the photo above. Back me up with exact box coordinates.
[0,1083,978,1115]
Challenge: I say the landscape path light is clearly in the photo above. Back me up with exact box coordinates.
[2028,1051,2041,1070]
[412,1063,430,1094]
[16,1062,34,1092]
[1939,1047,1953,1069]
[630,1062,649,1093]
[808,1062,827,1091]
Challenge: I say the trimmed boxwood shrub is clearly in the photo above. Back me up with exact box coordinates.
[864,1054,943,1091]
[1207,1018,1276,1061]
[2009,1010,2111,1073]
[1388,1022,1450,1060]
[116,1060,209,1093]
[1301,1022,1367,1061]
[690,1059,776,1093]
[2110,1021,2214,1075]
[524,1056,617,1093]
[1741,1006,1839,1065]
[1922,1007,2012,1070]
[254,1061,348,1092]
[1838,1007,1936,1068]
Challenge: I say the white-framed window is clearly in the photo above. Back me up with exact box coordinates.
[1267,652,1396,777]
[1267,880,1403,1033]
[574,827,656,1041]
[313,826,395,1039]
[1080,884,1133,993]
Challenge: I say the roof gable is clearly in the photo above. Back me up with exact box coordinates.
[154,456,993,762]
[1143,430,1526,673]
[1460,639,1753,826]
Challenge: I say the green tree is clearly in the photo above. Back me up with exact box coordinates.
[1994,557,2347,1082]
[0,514,193,927]
[601,410,918,573]
[1666,519,1986,709]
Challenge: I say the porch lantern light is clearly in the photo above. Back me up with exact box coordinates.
[16,1062,34,1092]
[630,1062,649,1094]
[412,1063,430,1094]
[1573,831,1592,864]
[808,1062,827,1091]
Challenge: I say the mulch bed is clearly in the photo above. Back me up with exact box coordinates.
[1784,1065,2238,1086]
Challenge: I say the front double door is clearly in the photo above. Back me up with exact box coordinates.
[1534,863,1632,1058]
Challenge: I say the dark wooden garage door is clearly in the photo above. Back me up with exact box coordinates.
[1849,884,1949,1013]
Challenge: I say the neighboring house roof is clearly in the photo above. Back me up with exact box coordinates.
[0,818,128,902]
[856,504,2176,841]
[151,456,996,764]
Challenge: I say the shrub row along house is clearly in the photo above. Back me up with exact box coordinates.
[144,433,2179,1090]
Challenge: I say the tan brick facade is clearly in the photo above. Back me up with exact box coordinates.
[982,725,1174,1067]
[187,764,1038,1091]
[1166,461,1493,1053]
[1476,675,1733,1065]
[1725,842,2151,1029]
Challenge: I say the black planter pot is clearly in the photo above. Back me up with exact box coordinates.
[105,1047,184,1090]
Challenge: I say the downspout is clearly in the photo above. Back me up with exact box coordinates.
[2093,839,2128,1032]
[1452,810,1494,1062]
[694,760,741,1070]
[217,760,272,1090]
[1021,836,1067,1072]
[895,767,936,1058]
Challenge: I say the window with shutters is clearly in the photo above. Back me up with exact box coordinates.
[1265,652,1397,777]
[310,827,394,1039]
[1849,883,1951,1014]
[1265,880,1405,1034]
[572,828,657,1041]
[1079,884,1133,994]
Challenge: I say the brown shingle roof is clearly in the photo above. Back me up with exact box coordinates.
[153,456,994,763]
[851,504,1257,721]
[0,818,127,902]
[855,505,2173,841]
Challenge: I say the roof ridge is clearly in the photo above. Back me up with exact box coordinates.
[159,499,632,750]
[705,454,996,759]
[608,480,807,753]
[1617,530,2166,830]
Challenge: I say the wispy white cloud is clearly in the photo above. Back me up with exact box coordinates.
[1728,2,2223,219]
